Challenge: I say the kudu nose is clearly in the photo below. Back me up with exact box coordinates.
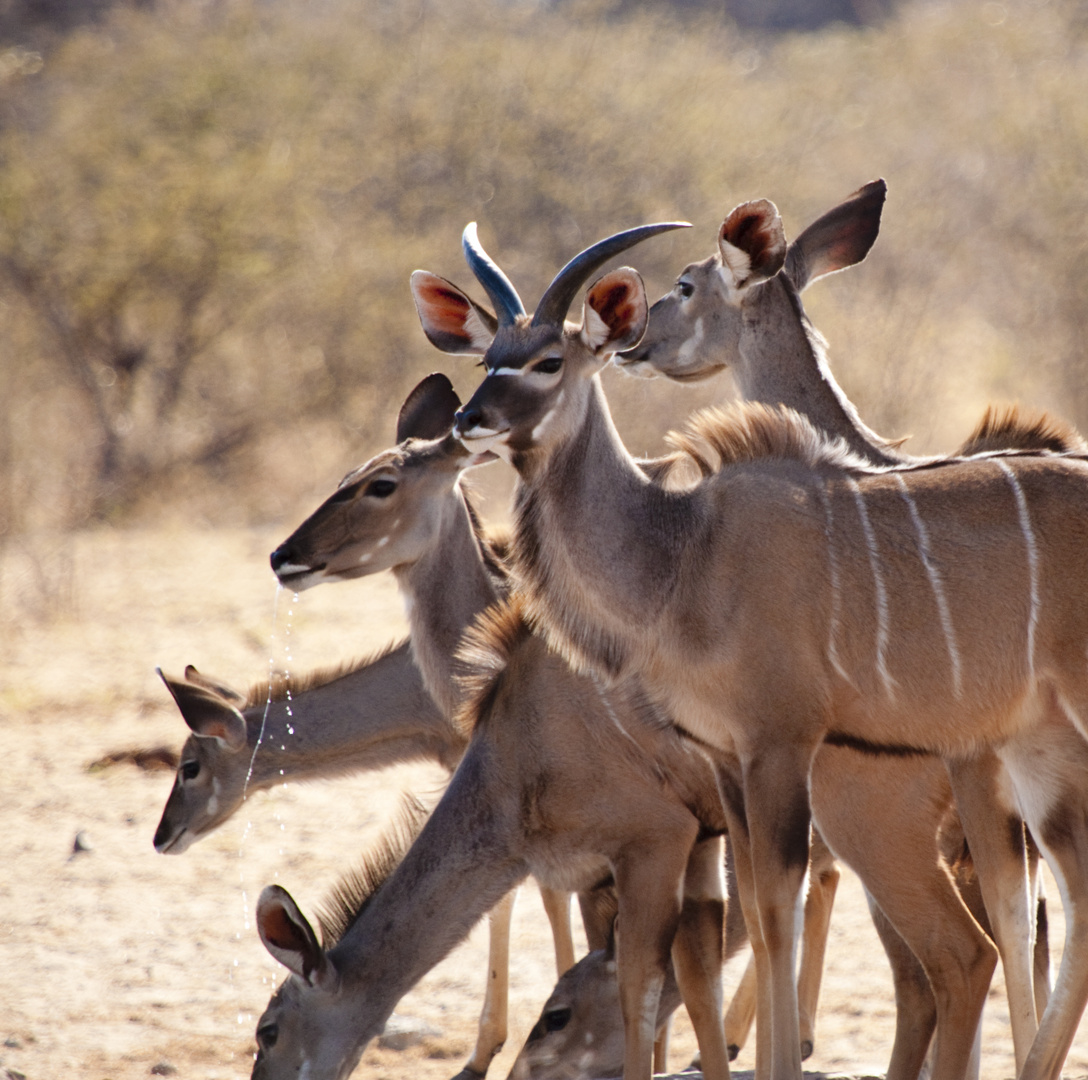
[455,404,483,435]
[270,544,297,575]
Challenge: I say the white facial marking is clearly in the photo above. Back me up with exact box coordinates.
[206,793,219,817]
[530,390,565,443]
[895,474,963,697]
[997,462,1039,679]
[815,484,852,686]
[581,306,611,351]
[357,552,373,565]
[848,479,896,698]
[489,367,526,377]
[212,777,221,796]
[458,428,511,456]
[275,561,313,576]
[376,536,390,548]
[676,317,705,365]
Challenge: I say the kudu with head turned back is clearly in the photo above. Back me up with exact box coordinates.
[416,218,1088,1080]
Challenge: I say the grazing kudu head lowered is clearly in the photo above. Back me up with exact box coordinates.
[414,219,1088,1080]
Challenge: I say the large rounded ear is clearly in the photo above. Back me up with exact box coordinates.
[396,373,462,443]
[257,885,335,989]
[580,268,648,356]
[157,668,247,752]
[183,664,246,705]
[784,179,886,292]
[411,271,498,355]
[718,199,787,290]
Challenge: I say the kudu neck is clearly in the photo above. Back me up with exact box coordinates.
[735,279,907,468]
[393,486,502,718]
[241,640,463,787]
[513,376,688,675]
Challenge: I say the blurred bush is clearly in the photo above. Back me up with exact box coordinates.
[0,0,1085,533]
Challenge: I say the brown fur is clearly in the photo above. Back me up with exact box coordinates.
[453,595,534,739]
[664,402,866,484]
[241,641,408,711]
[315,796,430,947]
[958,404,1087,457]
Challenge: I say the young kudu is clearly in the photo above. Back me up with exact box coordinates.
[617,179,1063,1070]
[417,220,1088,1080]
[253,371,1024,1080]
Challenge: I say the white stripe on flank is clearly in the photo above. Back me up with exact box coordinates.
[848,479,896,698]
[998,461,1040,679]
[814,483,852,686]
[895,474,963,698]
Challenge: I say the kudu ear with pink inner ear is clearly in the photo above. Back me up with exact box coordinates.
[410,270,497,355]
[581,268,650,354]
[718,199,788,289]
[396,372,462,443]
[257,884,334,989]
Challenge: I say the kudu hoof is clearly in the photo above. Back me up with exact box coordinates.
[801,1039,814,1061]
[727,1045,740,1062]
[450,1067,488,1080]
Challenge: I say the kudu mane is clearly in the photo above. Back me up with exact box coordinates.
[664,401,870,481]
[314,796,430,947]
[240,640,408,711]
[452,595,534,738]
[956,403,1086,457]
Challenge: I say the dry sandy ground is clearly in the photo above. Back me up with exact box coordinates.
[2,525,1088,1080]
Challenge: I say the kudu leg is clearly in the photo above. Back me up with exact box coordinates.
[1017,824,1088,1080]
[613,833,696,1080]
[721,837,837,1065]
[458,888,517,1080]
[865,894,938,1080]
[539,886,576,976]
[797,831,838,1061]
[671,835,731,1080]
[723,954,757,1060]
[945,754,1038,1073]
[741,747,812,1080]
[812,749,995,1080]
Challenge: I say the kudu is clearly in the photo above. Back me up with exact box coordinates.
[255,372,1019,1080]
[617,179,1062,1069]
[418,219,1088,1080]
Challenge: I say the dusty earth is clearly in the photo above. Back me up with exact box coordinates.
[2,524,1088,1080]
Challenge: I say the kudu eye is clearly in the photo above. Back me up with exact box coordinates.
[180,760,200,781]
[543,1006,572,1033]
[257,1022,279,1049]
[366,479,397,498]
[678,280,694,299]
[533,357,563,375]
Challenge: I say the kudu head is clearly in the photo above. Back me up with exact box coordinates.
[269,372,491,590]
[616,179,886,382]
[411,221,688,469]
[153,666,250,853]
[507,935,681,1080]
[251,885,361,1080]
